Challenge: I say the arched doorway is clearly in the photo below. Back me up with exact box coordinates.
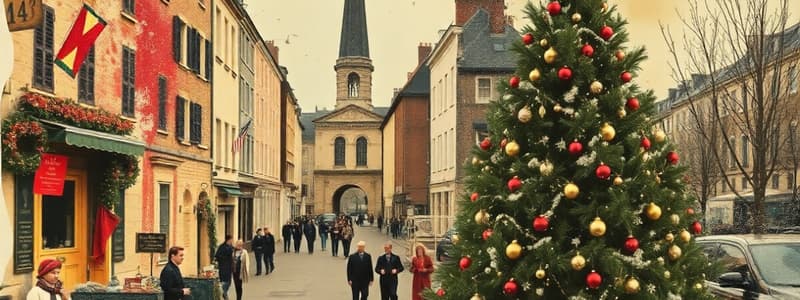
[333,185,368,215]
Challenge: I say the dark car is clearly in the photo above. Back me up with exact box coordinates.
[435,228,458,262]
[316,213,337,227]
[696,234,800,299]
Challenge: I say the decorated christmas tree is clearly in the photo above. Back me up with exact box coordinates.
[427,1,716,299]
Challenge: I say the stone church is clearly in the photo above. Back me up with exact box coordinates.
[301,0,387,216]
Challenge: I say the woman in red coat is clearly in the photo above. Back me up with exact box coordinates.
[410,243,434,300]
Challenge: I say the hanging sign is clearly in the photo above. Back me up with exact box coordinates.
[33,153,69,196]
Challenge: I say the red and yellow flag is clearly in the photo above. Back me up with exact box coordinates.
[54,4,106,78]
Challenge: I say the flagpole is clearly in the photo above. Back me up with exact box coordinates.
[0,12,16,286]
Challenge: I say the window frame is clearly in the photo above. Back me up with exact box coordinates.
[476,77,492,103]
[33,5,55,92]
[334,137,346,166]
[123,0,135,15]
[157,76,168,131]
[78,47,96,104]
[157,183,170,262]
[121,46,136,117]
[356,137,367,166]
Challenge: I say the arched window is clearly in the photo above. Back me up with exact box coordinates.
[356,137,367,166]
[348,73,360,98]
[335,137,346,166]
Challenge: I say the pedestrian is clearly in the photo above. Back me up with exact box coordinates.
[369,214,374,225]
[27,258,69,300]
[346,241,373,300]
[263,227,276,274]
[377,215,383,231]
[410,243,434,300]
[281,221,292,253]
[292,222,303,253]
[251,228,266,275]
[374,242,404,300]
[159,247,191,300]
[341,223,354,257]
[331,221,341,257]
[232,240,250,300]
[304,220,317,254]
[215,235,234,300]
[319,220,329,251]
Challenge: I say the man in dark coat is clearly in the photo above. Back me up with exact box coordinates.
[318,221,329,251]
[304,220,317,254]
[251,228,266,275]
[347,241,373,300]
[281,221,292,253]
[160,246,191,300]
[377,215,383,231]
[215,235,234,300]
[263,227,276,273]
[292,222,303,253]
[374,242,404,300]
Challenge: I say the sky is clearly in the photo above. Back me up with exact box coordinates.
[246,1,800,113]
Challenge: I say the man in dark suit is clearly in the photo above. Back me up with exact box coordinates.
[281,221,292,253]
[347,241,373,300]
[374,242,404,300]
[263,227,276,274]
[160,246,191,300]
[252,228,266,275]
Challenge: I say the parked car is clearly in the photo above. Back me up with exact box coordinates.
[435,228,458,262]
[696,234,800,299]
[316,213,337,227]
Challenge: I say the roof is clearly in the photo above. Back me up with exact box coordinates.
[458,9,519,72]
[301,106,388,142]
[381,63,431,129]
[339,0,370,58]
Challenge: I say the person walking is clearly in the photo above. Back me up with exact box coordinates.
[318,221,329,251]
[410,243,434,300]
[304,220,317,254]
[159,246,191,300]
[331,220,341,257]
[292,221,303,253]
[215,235,234,300]
[374,242,404,300]
[263,227,276,274]
[346,241,373,300]
[251,228,266,276]
[341,223,354,258]
[377,215,383,231]
[27,259,69,300]
[232,240,250,300]
[281,221,292,253]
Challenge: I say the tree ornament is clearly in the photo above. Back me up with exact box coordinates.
[470,293,483,300]
[479,137,491,150]
[624,236,639,253]
[581,43,594,57]
[691,221,703,234]
[518,105,533,123]
[595,163,611,179]
[641,136,652,150]
[544,47,558,64]
[482,229,493,240]
[590,217,606,237]
[528,68,541,82]
[539,160,554,176]
[547,1,562,16]
[599,25,614,40]
[571,253,586,270]
[617,108,627,118]
[482,166,491,172]
[522,33,534,45]
[509,76,521,88]
[687,207,696,215]
[474,209,489,225]
[571,13,582,23]
[590,80,604,94]
[553,104,563,112]
[664,270,671,279]
[620,71,633,83]
[668,245,682,260]
[624,277,641,294]
[506,240,522,260]
[601,2,609,12]
[500,137,507,148]
[503,279,519,295]
[665,233,675,242]
[558,66,572,81]
[667,151,680,165]
[505,141,520,157]
[538,105,547,118]
[670,214,680,225]
[471,157,480,166]
[615,50,626,61]
[459,256,472,270]
[533,215,549,232]
[646,202,662,220]
[586,270,602,289]
[535,268,546,279]
[508,176,522,192]
[564,183,580,199]
[436,288,446,297]
[654,129,666,143]
[600,123,616,141]
[679,229,691,243]
[626,97,640,111]
[539,38,549,48]
[470,192,479,202]
[451,234,460,244]
[568,140,583,156]
[614,176,624,186]
[695,283,704,290]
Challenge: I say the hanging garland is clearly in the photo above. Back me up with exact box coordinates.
[99,154,140,208]
[1,114,48,174]
[199,197,218,263]
[19,92,134,135]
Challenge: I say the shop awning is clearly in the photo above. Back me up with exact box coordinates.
[219,187,243,196]
[41,120,145,156]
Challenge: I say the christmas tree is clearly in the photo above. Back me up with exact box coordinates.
[427,1,716,299]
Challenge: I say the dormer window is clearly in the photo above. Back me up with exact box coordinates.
[348,73,360,98]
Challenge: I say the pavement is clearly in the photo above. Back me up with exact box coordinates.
[241,225,414,300]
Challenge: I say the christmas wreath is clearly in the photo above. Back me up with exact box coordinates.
[99,154,140,208]
[1,115,48,174]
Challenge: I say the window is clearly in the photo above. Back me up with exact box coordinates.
[477,78,491,103]
[742,177,748,190]
[789,66,798,94]
[348,73,359,98]
[742,86,748,113]
[729,137,737,169]
[176,96,185,140]
[158,183,170,261]
[443,131,448,170]
[789,173,795,190]
[123,0,135,15]
[238,198,253,241]
[215,119,222,164]
[334,137,345,166]
[173,16,206,76]
[158,76,167,130]
[742,136,749,168]
[33,6,54,92]
[122,47,136,117]
[772,174,780,189]
[172,16,183,63]
[356,137,367,166]
[444,73,449,108]
[189,102,202,144]
[716,244,748,276]
[78,47,95,104]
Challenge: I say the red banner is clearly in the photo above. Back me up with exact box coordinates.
[33,153,69,196]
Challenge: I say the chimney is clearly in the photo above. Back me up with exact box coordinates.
[266,40,280,65]
[418,42,432,66]
[455,0,506,34]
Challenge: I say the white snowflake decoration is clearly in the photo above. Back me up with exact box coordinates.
[508,193,523,202]
[564,86,579,103]
[528,158,542,168]
[576,151,597,167]
[647,284,656,293]
[571,237,581,247]
[556,139,567,150]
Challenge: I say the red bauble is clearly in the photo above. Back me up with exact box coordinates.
[547,1,562,16]
[470,192,479,202]
[595,163,611,180]
[620,71,633,83]
[436,288,446,297]
[686,207,696,215]
[586,271,602,289]
[626,97,640,111]
[533,215,549,232]
[599,25,614,40]
[522,33,534,45]
[667,151,680,164]
[459,257,472,270]
[480,138,491,151]
[503,279,519,295]
[558,67,573,81]
[624,236,640,253]
[581,43,595,57]
[641,137,651,150]
[482,229,493,240]
[568,140,583,156]
[508,176,522,192]
[509,76,521,88]
[691,221,703,234]
[500,138,508,148]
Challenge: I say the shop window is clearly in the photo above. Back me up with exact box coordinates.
[42,181,76,249]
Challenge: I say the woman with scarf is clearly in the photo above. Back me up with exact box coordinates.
[232,240,250,300]
[27,259,68,300]
[410,243,434,300]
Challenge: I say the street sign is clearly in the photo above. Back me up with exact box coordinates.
[5,0,42,32]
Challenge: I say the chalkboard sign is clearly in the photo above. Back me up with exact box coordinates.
[14,175,34,274]
[112,190,125,262]
[135,233,166,253]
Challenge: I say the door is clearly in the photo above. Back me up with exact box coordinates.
[34,171,87,291]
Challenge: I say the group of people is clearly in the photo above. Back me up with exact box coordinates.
[281,215,357,257]
[346,241,434,300]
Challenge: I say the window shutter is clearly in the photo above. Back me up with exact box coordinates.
[33,7,55,91]
[44,9,54,90]
[158,76,167,130]
[189,102,202,144]
[196,104,202,143]
[176,97,185,140]
[205,39,212,80]
[193,30,202,73]
[112,189,125,262]
[185,26,194,67]
[172,16,183,63]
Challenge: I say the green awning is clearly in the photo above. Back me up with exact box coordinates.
[42,120,144,156]
[220,187,243,196]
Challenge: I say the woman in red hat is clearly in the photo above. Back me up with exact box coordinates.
[27,258,68,300]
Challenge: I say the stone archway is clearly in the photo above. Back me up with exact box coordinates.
[333,185,368,215]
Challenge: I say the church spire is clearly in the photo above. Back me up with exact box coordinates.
[334,0,373,110]
[338,0,370,58]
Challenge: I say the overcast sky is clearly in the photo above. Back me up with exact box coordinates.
[246,1,799,112]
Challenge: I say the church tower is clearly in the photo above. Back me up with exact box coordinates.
[335,0,374,110]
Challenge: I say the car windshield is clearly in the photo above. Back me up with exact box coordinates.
[749,243,800,286]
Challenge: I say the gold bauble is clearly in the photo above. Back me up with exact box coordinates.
[624,277,641,294]
[615,50,626,61]
[665,233,675,242]
[471,157,480,166]
[646,202,662,220]
[451,234,460,244]
[654,129,666,143]
[529,68,541,81]
[538,105,546,118]
[655,175,662,184]
[506,240,523,260]
[613,176,624,186]
[600,123,616,141]
[601,2,609,12]
[664,270,671,279]
[505,141,520,157]
[668,245,682,260]
[518,105,533,123]
[482,166,491,172]
[590,217,607,237]
[590,81,604,94]
[694,283,704,290]
[539,38,549,48]
[617,108,627,118]
[539,160,554,176]
[679,230,692,243]
[535,269,546,279]
[553,104,563,112]
[544,47,558,64]
[471,293,484,300]
[474,209,489,225]
[564,183,580,199]
[571,253,586,270]
[670,214,680,225]
[571,13,582,23]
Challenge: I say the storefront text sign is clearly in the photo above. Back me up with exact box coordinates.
[33,153,69,196]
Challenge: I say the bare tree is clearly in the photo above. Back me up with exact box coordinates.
[676,103,724,224]
[661,0,798,233]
